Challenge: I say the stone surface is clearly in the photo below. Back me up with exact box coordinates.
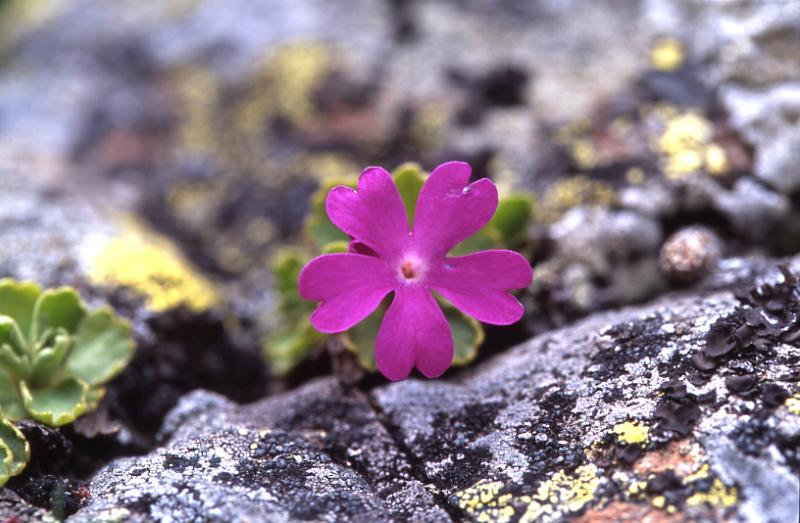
[70,382,450,523]
[68,257,800,522]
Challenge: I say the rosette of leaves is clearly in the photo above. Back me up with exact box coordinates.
[0,279,135,485]
[266,163,534,376]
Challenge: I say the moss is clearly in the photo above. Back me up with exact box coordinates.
[88,218,219,312]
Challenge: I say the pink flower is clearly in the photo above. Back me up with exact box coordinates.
[298,161,533,380]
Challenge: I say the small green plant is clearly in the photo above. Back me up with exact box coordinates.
[266,163,534,376]
[0,279,136,485]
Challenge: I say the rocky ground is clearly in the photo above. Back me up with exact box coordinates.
[0,0,799,522]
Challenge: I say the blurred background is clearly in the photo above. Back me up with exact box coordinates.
[2,2,800,519]
[0,0,799,383]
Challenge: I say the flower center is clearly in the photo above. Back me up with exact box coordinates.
[401,260,416,279]
[397,255,426,283]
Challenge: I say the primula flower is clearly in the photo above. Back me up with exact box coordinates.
[298,161,533,380]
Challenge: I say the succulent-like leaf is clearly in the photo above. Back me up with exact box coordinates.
[0,371,25,421]
[445,305,485,365]
[488,193,534,249]
[342,301,386,370]
[85,386,106,411]
[20,377,89,426]
[392,163,426,227]
[30,331,72,386]
[0,417,29,487]
[304,176,357,247]
[31,288,86,342]
[272,248,316,323]
[266,319,326,377]
[342,297,485,372]
[449,227,503,256]
[0,279,40,343]
[0,344,29,381]
[321,241,349,254]
[66,309,135,387]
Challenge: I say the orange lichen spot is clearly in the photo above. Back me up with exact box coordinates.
[633,440,704,477]
[576,501,683,523]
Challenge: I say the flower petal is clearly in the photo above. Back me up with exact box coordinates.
[326,167,409,259]
[412,161,498,257]
[298,253,394,333]
[375,285,453,380]
[428,250,532,325]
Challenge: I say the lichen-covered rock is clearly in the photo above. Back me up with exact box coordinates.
[70,256,799,522]
[71,382,451,523]
[374,260,800,523]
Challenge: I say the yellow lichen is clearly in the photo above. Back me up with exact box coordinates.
[612,421,650,446]
[627,480,647,498]
[236,42,332,133]
[540,176,617,223]
[654,109,728,179]
[570,139,598,170]
[455,480,516,523]
[652,495,666,509]
[519,465,601,523]
[786,394,800,415]
[685,479,738,508]
[88,219,219,312]
[625,167,645,185]
[685,463,710,483]
[172,66,220,156]
[704,144,729,176]
[650,38,685,72]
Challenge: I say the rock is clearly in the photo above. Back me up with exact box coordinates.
[0,489,52,523]
[659,226,721,283]
[70,382,451,523]
[710,177,790,238]
[721,84,800,195]
[70,256,800,522]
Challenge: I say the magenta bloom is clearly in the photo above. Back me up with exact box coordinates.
[298,161,533,380]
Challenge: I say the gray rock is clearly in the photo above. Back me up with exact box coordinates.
[70,257,800,522]
[70,381,451,523]
[721,84,800,195]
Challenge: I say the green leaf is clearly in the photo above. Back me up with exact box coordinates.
[342,297,485,373]
[0,344,28,381]
[391,163,426,227]
[0,279,40,343]
[271,248,315,322]
[343,300,387,371]
[85,386,106,411]
[31,288,86,341]
[0,417,29,480]
[31,331,71,386]
[488,192,534,249]
[303,176,357,247]
[321,241,349,254]
[444,305,485,366]
[0,316,28,357]
[0,371,26,421]
[449,227,502,256]
[66,309,135,386]
[20,377,89,426]
[265,318,326,377]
